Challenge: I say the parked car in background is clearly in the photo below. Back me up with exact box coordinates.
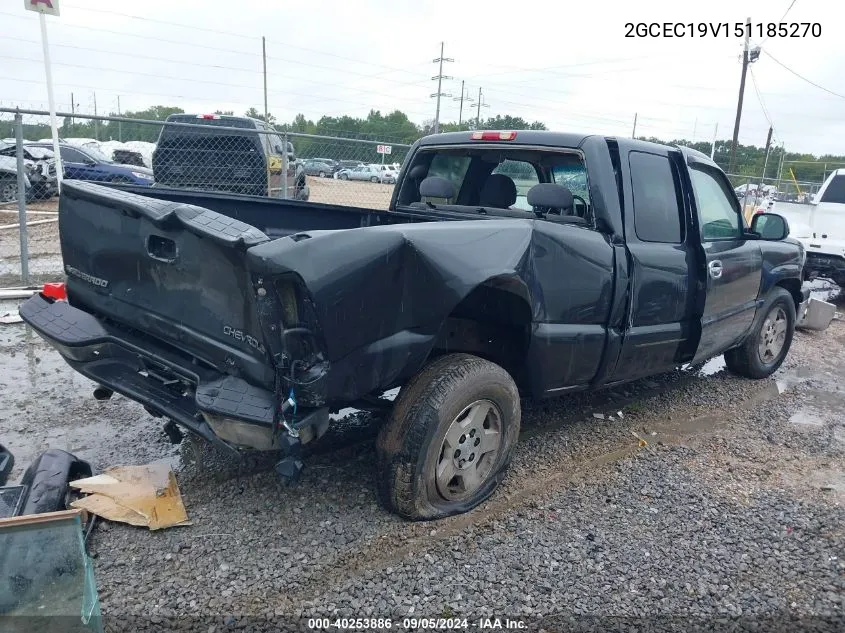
[371,163,398,184]
[152,113,307,200]
[310,157,340,171]
[302,159,337,178]
[338,160,365,170]
[335,164,393,183]
[0,154,31,203]
[28,142,155,186]
[0,143,58,199]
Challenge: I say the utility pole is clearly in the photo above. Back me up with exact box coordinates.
[775,143,786,193]
[117,95,122,142]
[632,112,638,138]
[262,36,269,125]
[729,17,760,173]
[93,90,99,141]
[70,91,74,130]
[475,87,489,129]
[692,117,698,142]
[758,125,773,195]
[431,42,453,134]
[710,122,719,160]
[453,80,474,127]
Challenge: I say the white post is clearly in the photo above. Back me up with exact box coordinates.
[710,122,718,160]
[39,12,63,190]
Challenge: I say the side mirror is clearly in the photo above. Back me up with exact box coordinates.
[751,212,789,240]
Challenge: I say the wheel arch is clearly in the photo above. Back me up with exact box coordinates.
[426,275,534,384]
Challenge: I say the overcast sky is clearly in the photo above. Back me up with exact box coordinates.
[1,0,843,156]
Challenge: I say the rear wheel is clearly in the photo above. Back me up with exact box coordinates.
[0,176,19,203]
[319,171,326,178]
[376,353,520,520]
[339,173,348,180]
[725,287,795,378]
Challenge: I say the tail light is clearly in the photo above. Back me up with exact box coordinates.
[42,282,67,301]
[198,114,221,120]
[471,131,517,141]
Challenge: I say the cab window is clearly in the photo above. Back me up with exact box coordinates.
[690,167,742,240]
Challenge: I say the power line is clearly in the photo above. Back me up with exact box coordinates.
[57,3,432,80]
[749,69,778,141]
[757,0,798,45]
[764,51,845,100]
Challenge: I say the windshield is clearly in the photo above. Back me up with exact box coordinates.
[81,144,113,163]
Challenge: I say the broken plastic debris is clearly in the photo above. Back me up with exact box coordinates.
[592,413,605,420]
[0,310,22,324]
[630,431,648,447]
[69,463,191,530]
[617,411,623,418]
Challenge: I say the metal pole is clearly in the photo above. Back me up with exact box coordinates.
[742,176,751,215]
[262,36,269,125]
[692,117,697,142]
[70,91,74,128]
[729,17,751,173]
[458,80,465,126]
[710,122,718,160]
[434,42,444,134]
[117,95,122,142]
[39,13,62,191]
[14,113,30,286]
[632,112,638,138]
[281,131,288,200]
[93,90,99,141]
[476,87,482,129]
[775,144,785,193]
[758,126,773,195]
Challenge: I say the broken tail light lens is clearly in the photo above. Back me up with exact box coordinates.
[42,282,67,301]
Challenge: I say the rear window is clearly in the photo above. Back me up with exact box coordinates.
[400,147,590,215]
[820,175,845,204]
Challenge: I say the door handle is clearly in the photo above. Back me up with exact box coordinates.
[708,260,723,280]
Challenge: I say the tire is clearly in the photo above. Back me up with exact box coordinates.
[376,353,521,520]
[319,171,326,178]
[339,173,348,180]
[370,176,379,183]
[724,287,795,379]
[0,176,19,203]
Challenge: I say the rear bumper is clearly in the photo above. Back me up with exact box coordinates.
[19,294,328,453]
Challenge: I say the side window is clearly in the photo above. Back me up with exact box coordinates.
[629,151,683,243]
[820,175,845,203]
[61,147,87,163]
[690,167,742,240]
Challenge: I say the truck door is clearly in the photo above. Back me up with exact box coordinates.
[687,162,762,362]
[608,147,697,383]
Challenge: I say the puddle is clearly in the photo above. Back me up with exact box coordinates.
[789,408,827,427]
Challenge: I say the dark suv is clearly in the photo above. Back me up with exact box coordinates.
[152,114,308,200]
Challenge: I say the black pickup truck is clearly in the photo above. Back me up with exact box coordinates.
[20,130,807,520]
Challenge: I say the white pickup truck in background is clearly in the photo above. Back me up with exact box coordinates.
[794,169,845,287]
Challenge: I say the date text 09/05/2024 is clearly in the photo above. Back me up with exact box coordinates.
[307,617,527,630]
[625,22,821,38]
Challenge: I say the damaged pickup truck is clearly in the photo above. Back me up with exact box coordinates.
[20,130,808,520]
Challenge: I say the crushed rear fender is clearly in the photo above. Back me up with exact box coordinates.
[247,220,536,403]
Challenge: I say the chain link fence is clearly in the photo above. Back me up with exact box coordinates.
[0,107,412,286]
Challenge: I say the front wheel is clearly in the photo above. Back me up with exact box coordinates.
[319,171,326,178]
[370,176,379,183]
[376,353,521,520]
[339,173,348,180]
[725,287,796,379]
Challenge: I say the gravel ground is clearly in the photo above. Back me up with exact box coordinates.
[1,297,842,632]
[0,199,842,631]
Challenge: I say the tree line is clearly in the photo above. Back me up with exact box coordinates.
[1,104,840,184]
